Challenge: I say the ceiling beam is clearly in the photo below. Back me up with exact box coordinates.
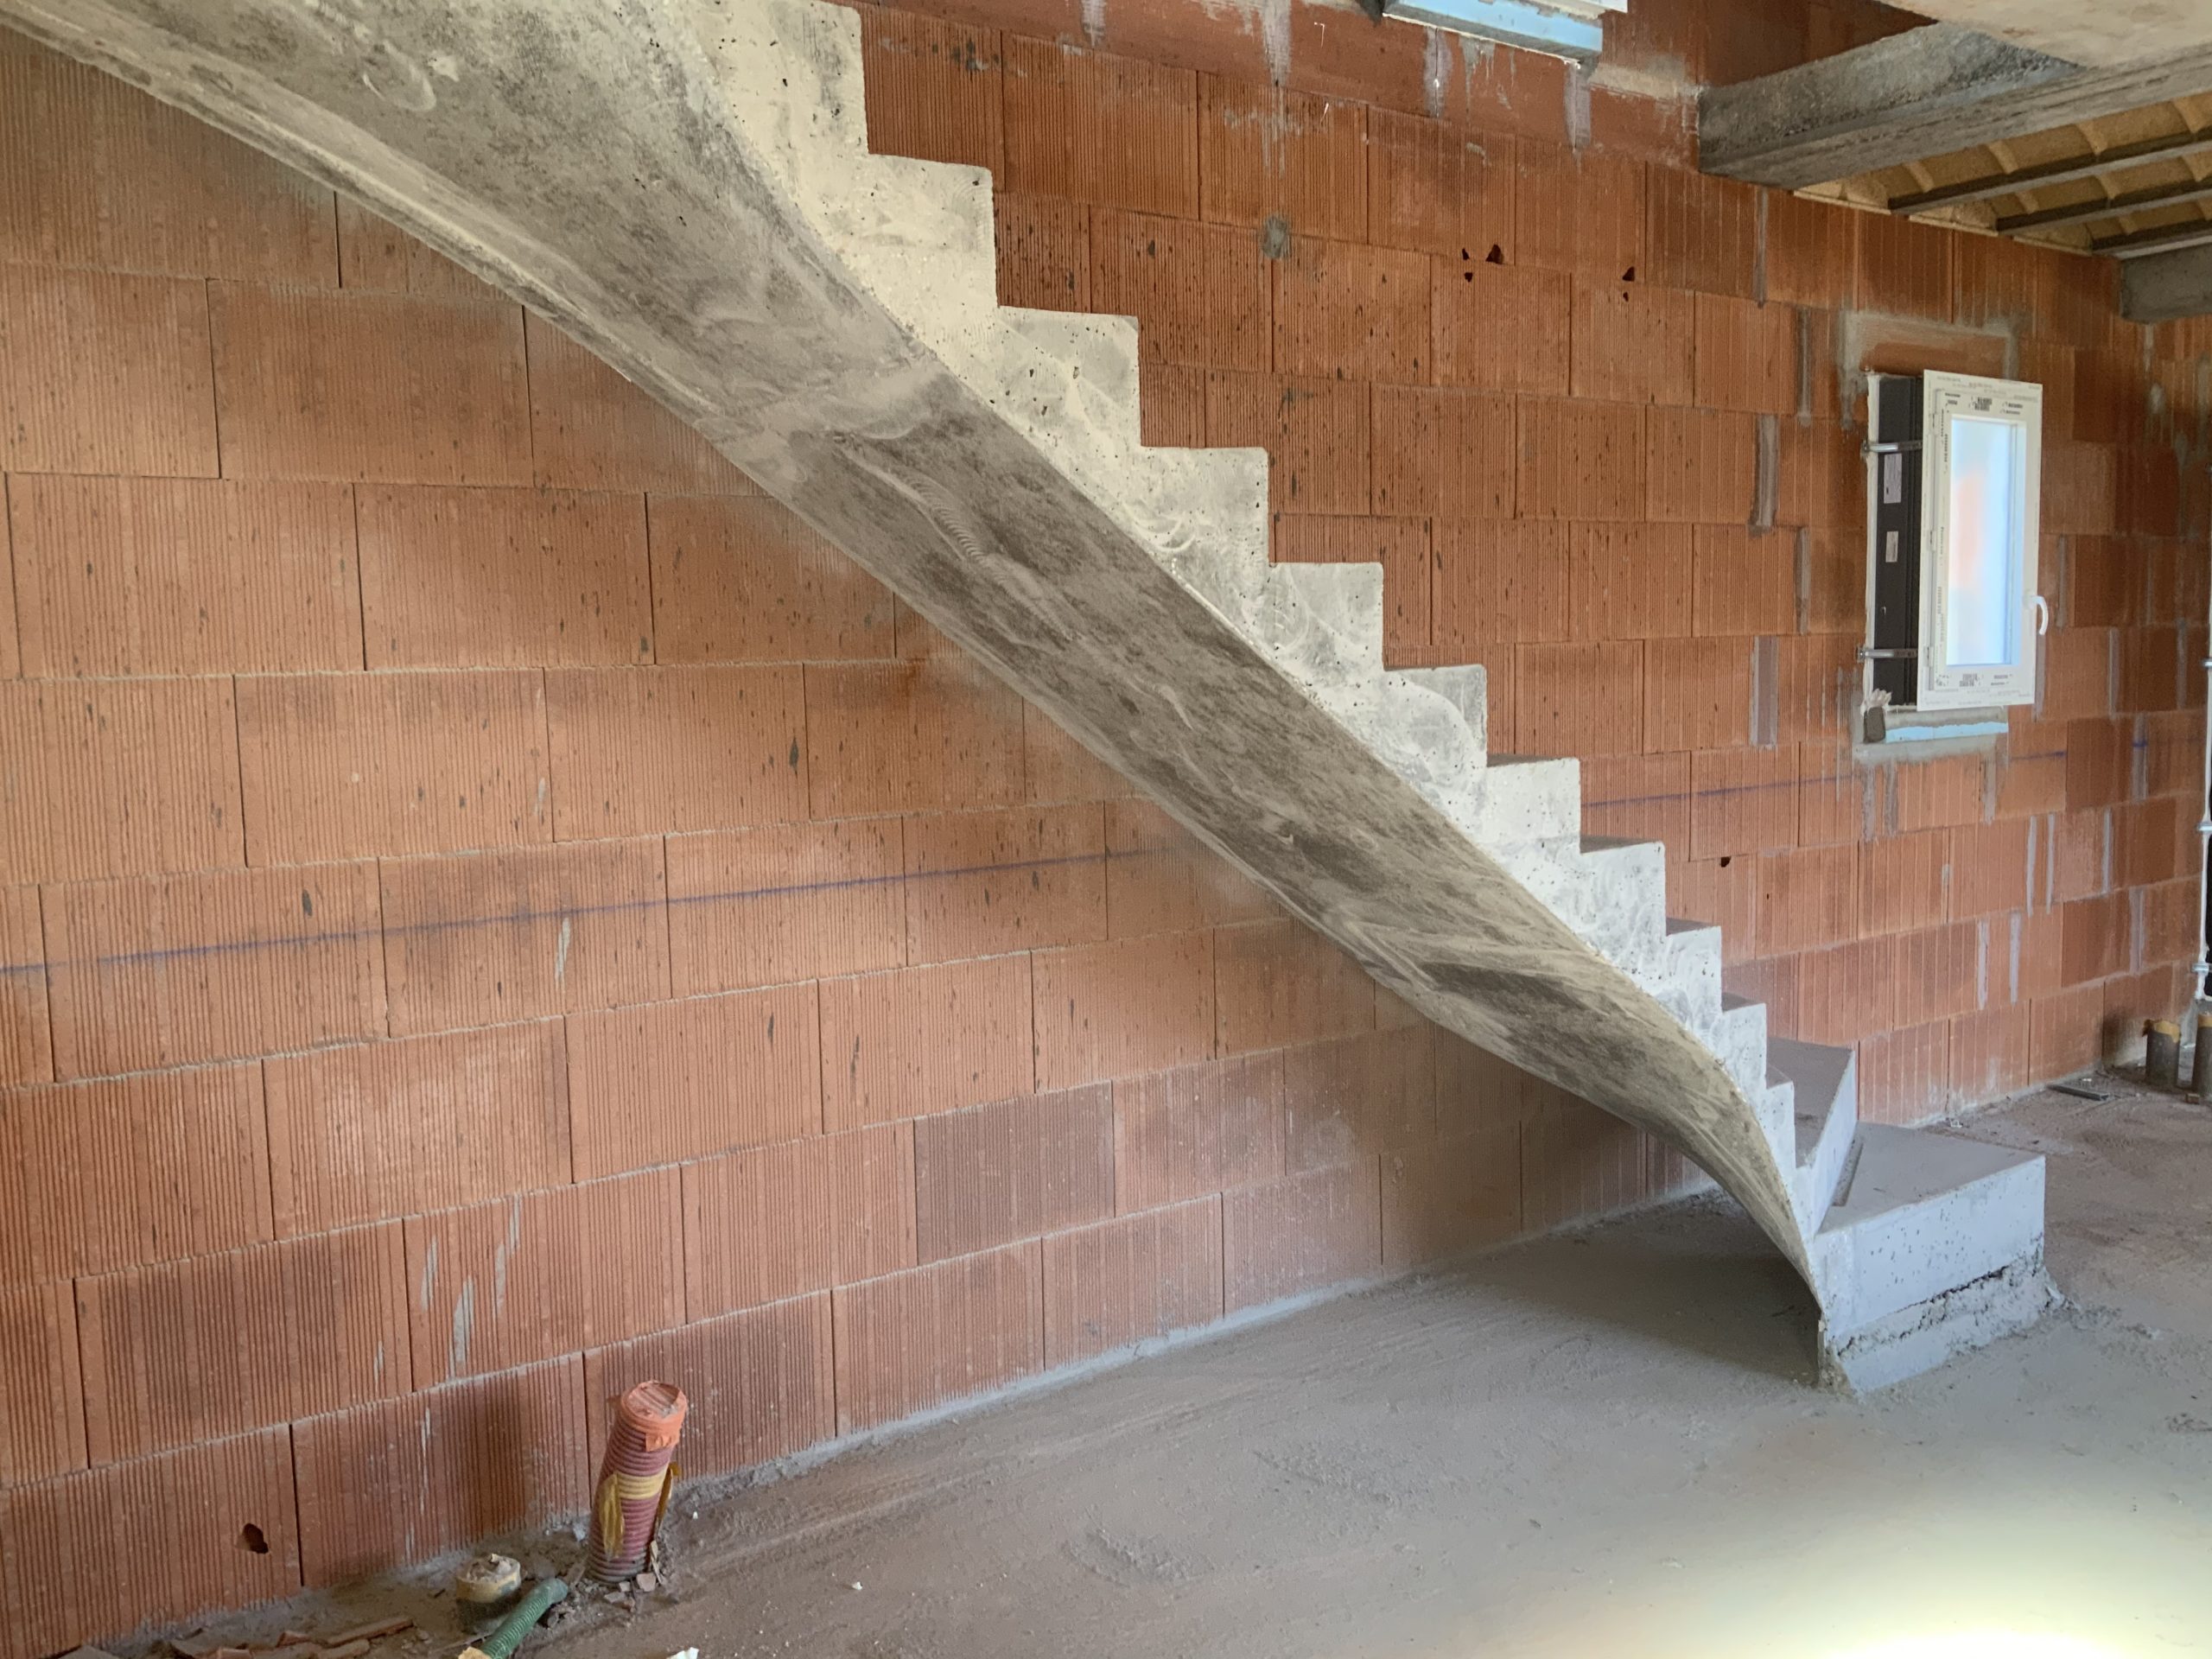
[2122,243,2212,321]
[1700,22,2212,192]
[1891,127,2212,214]
[2091,219,2212,258]
[1995,174,2212,235]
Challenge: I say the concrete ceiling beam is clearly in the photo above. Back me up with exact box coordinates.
[2121,242,2212,321]
[1887,1,2212,70]
[1699,22,2212,193]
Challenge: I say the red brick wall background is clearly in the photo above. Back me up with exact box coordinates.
[0,0,2204,1644]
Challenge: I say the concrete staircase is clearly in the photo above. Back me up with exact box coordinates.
[10,0,2056,1387]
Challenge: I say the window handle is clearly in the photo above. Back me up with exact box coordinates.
[2031,594,2050,636]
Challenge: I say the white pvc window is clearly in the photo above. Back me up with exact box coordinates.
[1918,372,2044,711]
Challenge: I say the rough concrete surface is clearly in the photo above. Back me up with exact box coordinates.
[1890,0,2212,68]
[156,1079,2212,1658]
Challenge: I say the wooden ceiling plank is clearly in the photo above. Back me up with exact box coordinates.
[1996,172,2212,233]
[2093,219,2212,257]
[1888,124,2212,213]
[1701,22,2212,192]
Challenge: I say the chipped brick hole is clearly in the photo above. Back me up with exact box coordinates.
[236,1522,270,1554]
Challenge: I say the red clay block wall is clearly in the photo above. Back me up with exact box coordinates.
[856,0,2210,1124]
[0,22,1649,1652]
[0,0,2204,1643]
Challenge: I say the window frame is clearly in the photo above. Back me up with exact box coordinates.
[1914,371,2044,712]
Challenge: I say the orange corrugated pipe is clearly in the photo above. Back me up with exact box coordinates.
[587,1380,688,1583]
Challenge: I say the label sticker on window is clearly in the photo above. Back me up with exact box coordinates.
[1884,530,1899,564]
[1882,453,1904,505]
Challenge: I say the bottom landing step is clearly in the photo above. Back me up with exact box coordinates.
[1808,1122,2056,1392]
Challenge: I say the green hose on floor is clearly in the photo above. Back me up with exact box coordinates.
[464,1577,569,1659]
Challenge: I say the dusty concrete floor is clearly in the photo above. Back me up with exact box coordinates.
[174,1081,2212,1658]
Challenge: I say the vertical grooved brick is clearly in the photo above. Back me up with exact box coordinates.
[1645,635,1756,752]
[1433,260,1570,394]
[43,861,385,1078]
[548,664,807,838]
[0,1281,84,1484]
[1382,1118,1520,1268]
[1517,640,1646,758]
[996,191,1094,313]
[1274,236,1429,384]
[335,198,499,299]
[264,1022,572,1235]
[1370,385,1515,519]
[566,982,820,1179]
[1645,167,1756,297]
[1223,1161,1381,1312]
[1368,110,1513,259]
[1043,1197,1223,1365]
[237,671,551,862]
[211,283,529,483]
[1691,747,1800,860]
[0,1066,272,1287]
[1283,1026,1436,1171]
[0,262,218,475]
[381,839,670,1033]
[1114,1050,1287,1213]
[1522,1086,1649,1230]
[1215,918,1376,1054]
[404,1167,683,1385]
[648,494,895,664]
[1103,798,1276,940]
[1692,524,1794,635]
[0,885,54,1087]
[668,817,906,995]
[1,35,335,282]
[0,1427,300,1656]
[1090,207,1268,370]
[0,678,243,886]
[1518,398,1644,521]
[819,957,1035,1130]
[915,1084,1115,1261]
[1206,372,1371,515]
[1647,406,1758,524]
[861,10,1004,172]
[524,311,753,492]
[685,1124,917,1316]
[1005,40,1198,217]
[1198,77,1365,238]
[10,476,362,676]
[1515,142,1643,279]
[804,658,1027,818]
[905,804,1107,965]
[1570,276,1694,405]
[357,485,651,668]
[290,1359,588,1589]
[75,1223,408,1463]
[1433,520,1571,649]
[1036,912,1218,1085]
[1570,521,1694,639]
[831,1243,1044,1433]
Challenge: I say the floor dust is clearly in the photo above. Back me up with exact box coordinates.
[158,1081,2212,1659]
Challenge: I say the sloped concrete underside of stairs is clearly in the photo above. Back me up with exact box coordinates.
[3,0,2049,1379]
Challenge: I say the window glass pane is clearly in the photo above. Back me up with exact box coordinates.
[1945,414,2024,669]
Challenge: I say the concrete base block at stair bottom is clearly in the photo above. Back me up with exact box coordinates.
[1821,1255,2060,1392]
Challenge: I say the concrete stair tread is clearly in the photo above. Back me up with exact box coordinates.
[1817,1122,2038,1236]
